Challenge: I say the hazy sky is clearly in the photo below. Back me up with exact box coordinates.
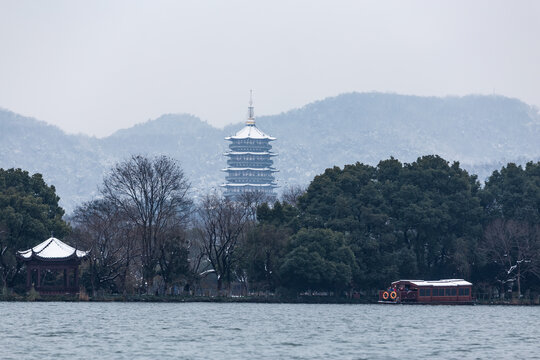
[1,0,539,137]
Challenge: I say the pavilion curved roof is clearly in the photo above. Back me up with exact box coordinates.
[17,237,89,261]
[225,124,276,141]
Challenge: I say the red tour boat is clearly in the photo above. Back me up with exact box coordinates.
[379,279,473,304]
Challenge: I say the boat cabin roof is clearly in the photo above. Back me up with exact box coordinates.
[391,279,472,287]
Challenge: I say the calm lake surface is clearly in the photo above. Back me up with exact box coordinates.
[0,302,538,359]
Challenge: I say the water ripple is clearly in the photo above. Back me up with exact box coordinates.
[0,302,539,359]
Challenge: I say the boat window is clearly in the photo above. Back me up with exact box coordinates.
[464,288,470,296]
[459,288,464,296]
[451,288,457,296]
[445,288,452,296]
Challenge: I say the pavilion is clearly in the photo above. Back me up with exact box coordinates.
[17,237,89,295]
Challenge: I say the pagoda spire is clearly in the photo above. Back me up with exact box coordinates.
[246,90,255,125]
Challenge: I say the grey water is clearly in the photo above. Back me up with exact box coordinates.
[0,303,538,359]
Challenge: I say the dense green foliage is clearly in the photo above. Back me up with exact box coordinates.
[248,156,540,298]
[0,168,69,290]
[482,162,540,222]
[279,228,357,293]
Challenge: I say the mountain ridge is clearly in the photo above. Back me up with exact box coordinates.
[1,92,539,213]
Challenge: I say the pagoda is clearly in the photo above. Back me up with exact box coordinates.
[222,92,278,199]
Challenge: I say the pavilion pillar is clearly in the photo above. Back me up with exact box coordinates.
[37,267,41,288]
[64,268,68,290]
[74,266,79,290]
[26,266,32,289]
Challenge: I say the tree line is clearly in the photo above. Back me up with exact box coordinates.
[1,154,539,299]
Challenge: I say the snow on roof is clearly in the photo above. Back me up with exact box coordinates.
[392,279,472,287]
[17,237,89,261]
[225,124,276,141]
[220,183,278,188]
[222,167,278,172]
[224,151,277,156]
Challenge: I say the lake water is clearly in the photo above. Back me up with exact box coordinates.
[0,302,538,359]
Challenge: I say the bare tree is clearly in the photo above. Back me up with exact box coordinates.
[234,191,277,294]
[0,224,12,293]
[237,191,269,220]
[185,229,210,295]
[156,223,190,294]
[101,155,191,288]
[281,185,305,206]
[70,199,137,295]
[482,218,540,297]
[195,192,253,294]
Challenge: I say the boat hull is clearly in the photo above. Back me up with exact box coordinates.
[378,300,475,305]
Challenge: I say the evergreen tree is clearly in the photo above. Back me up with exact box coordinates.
[0,168,69,291]
[294,156,483,290]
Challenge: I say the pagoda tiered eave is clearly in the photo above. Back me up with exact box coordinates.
[224,151,277,156]
[222,167,279,172]
[221,183,278,188]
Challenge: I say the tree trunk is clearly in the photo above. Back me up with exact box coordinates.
[517,265,521,299]
[243,278,249,297]
[91,262,97,297]
[121,256,131,295]
[217,277,223,294]
[144,265,154,293]
[1,272,8,294]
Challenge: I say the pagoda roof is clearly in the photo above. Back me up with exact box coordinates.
[225,124,276,141]
[17,237,89,261]
[222,167,278,172]
[221,183,278,188]
[225,151,277,156]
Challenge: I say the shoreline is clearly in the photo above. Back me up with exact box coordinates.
[1,294,538,305]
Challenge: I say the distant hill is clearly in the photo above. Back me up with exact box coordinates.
[1,93,540,213]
